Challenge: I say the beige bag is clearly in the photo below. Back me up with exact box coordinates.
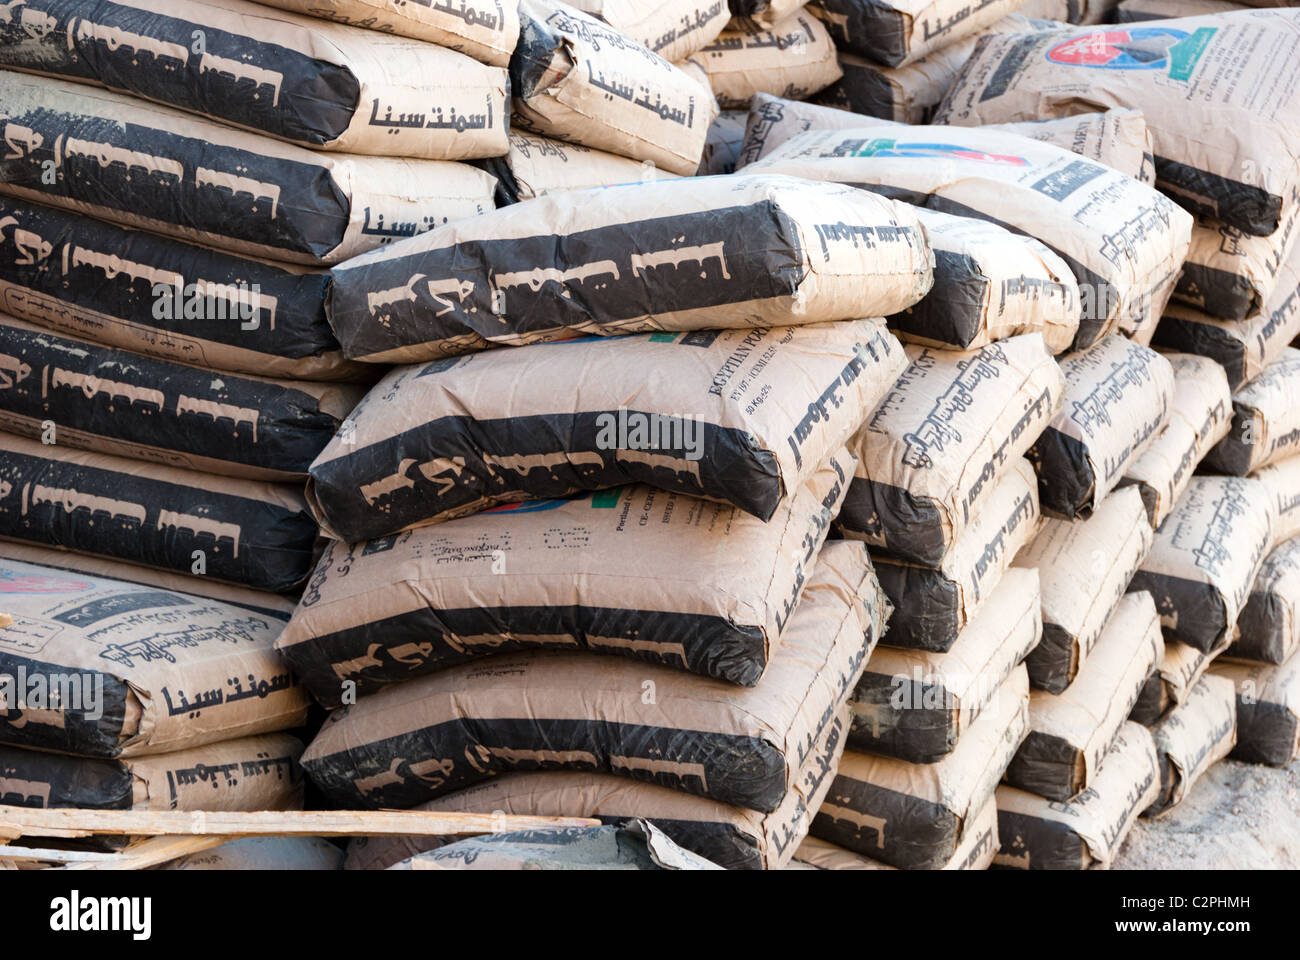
[789,797,998,869]
[1143,675,1237,818]
[567,0,731,61]
[308,320,907,542]
[738,93,885,168]
[0,557,309,758]
[734,0,816,26]
[326,174,932,363]
[1252,454,1300,544]
[1228,536,1300,665]
[696,11,842,110]
[838,335,1063,565]
[810,0,1034,67]
[1118,0,1249,21]
[1174,198,1300,321]
[989,109,1155,184]
[1205,348,1300,475]
[698,110,750,175]
[483,132,681,205]
[1210,657,1300,767]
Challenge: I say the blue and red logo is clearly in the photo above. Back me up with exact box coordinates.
[0,569,91,593]
[1046,26,1214,78]
[847,139,1028,166]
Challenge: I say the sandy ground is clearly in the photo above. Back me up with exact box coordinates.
[1114,756,1300,869]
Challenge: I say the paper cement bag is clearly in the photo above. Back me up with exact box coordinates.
[482,132,680,205]
[1228,536,1300,665]
[1210,657,1300,767]
[837,335,1063,565]
[1014,486,1153,693]
[737,93,882,169]
[994,722,1159,869]
[1028,335,1174,520]
[988,109,1155,184]
[0,0,510,159]
[1130,476,1276,652]
[308,320,907,542]
[1205,348,1300,475]
[160,837,343,870]
[698,110,750,175]
[872,457,1040,651]
[732,0,815,26]
[1252,455,1300,545]
[847,566,1040,762]
[809,0,1034,67]
[0,197,366,382]
[747,123,1193,348]
[695,11,842,110]
[810,665,1029,869]
[326,175,932,363]
[1004,591,1163,801]
[1119,0,1249,21]
[1118,352,1232,528]
[568,0,730,61]
[282,449,854,704]
[789,797,998,869]
[511,1,714,175]
[0,558,309,758]
[0,734,305,811]
[1143,674,1237,818]
[933,12,1300,237]
[0,432,320,593]
[1134,635,1229,722]
[300,540,884,812]
[0,71,498,266]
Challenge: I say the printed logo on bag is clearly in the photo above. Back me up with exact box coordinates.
[832,138,1028,166]
[0,568,90,593]
[1046,27,1217,80]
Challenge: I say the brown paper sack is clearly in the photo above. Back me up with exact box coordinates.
[847,566,1040,762]
[696,11,842,110]
[988,109,1155,185]
[1005,591,1163,801]
[1119,353,1232,528]
[733,0,816,27]
[809,0,1034,67]
[1131,634,1230,725]
[0,557,309,758]
[698,110,750,175]
[737,93,874,169]
[1205,348,1300,475]
[481,132,680,205]
[1252,454,1300,545]
[0,0,510,159]
[308,320,907,542]
[567,0,731,61]
[1210,656,1300,767]
[810,665,1029,869]
[160,837,343,871]
[1015,486,1153,693]
[934,12,1300,237]
[747,123,1192,348]
[1118,0,1249,21]
[0,432,320,593]
[326,174,932,363]
[872,456,1040,651]
[1143,674,1237,818]
[1028,336,1174,520]
[0,71,497,266]
[1130,476,1276,651]
[789,797,998,869]
[994,722,1160,869]
[838,335,1063,565]
[1228,536,1300,665]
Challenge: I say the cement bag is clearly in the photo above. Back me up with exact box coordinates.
[1254,455,1300,544]
[810,0,1033,67]
[0,557,309,758]
[308,320,907,542]
[1003,591,1163,801]
[0,433,319,593]
[326,175,932,362]
[1027,335,1174,520]
[481,132,678,206]
[1229,536,1300,665]
[748,123,1193,348]
[732,0,815,26]
[838,335,1062,565]
[282,450,854,704]
[872,456,1040,651]
[847,567,1040,762]
[300,541,885,811]
[988,109,1155,184]
[0,197,366,382]
[1205,348,1300,476]
[0,0,510,160]
[161,837,343,870]
[933,12,1300,237]
[1118,0,1249,21]
[1210,657,1300,767]
[511,1,713,175]
[1143,674,1236,818]
[1174,202,1300,322]
[1118,352,1232,528]
[567,0,731,61]
[994,722,1159,869]
[696,11,842,110]
[1014,486,1153,693]
[241,0,519,67]
[0,734,305,810]
[810,665,1029,869]
[698,110,749,175]
[1134,636,1229,726]
[0,72,497,267]
[789,797,998,868]
[737,94,877,170]
[0,317,365,482]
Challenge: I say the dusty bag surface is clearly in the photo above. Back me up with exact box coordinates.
[1174,199,1300,322]
[0,557,309,758]
[0,316,364,482]
[810,0,1033,67]
[847,566,1040,762]
[1118,352,1232,528]
[308,320,906,542]
[1014,486,1152,693]
[0,0,510,159]
[748,123,1192,348]
[811,665,1029,869]
[696,11,841,109]
[838,335,1062,565]
[327,174,932,363]
[1210,657,1300,767]
[873,456,1040,652]
[987,109,1155,184]
[1028,335,1174,520]
[1205,348,1300,475]
[790,796,998,869]
[1252,455,1300,545]
[1119,0,1249,20]
[933,12,1300,237]
[1144,674,1236,818]
[301,540,885,812]
[1130,475,1275,652]
[161,836,343,870]
[283,449,854,703]
[481,132,680,205]
[0,71,497,266]
[0,432,319,593]
[1229,536,1300,665]
[1004,591,1163,801]
[698,110,749,175]
[566,0,730,61]
[1131,636,1228,725]
[994,721,1159,869]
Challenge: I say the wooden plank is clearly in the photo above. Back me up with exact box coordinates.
[0,846,127,865]
[63,836,234,871]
